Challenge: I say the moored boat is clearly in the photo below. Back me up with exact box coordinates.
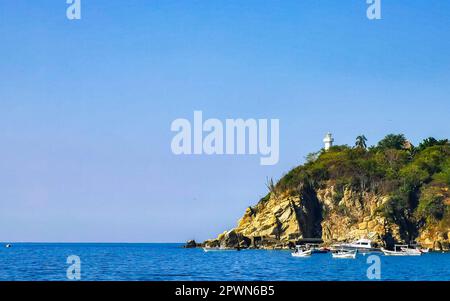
[410,242,429,254]
[291,246,312,257]
[401,246,421,256]
[306,243,330,254]
[334,239,379,253]
[381,244,422,256]
[331,249,357,259]
[203,247,237,252]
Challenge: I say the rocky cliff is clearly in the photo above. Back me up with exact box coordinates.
[204,136,450,251]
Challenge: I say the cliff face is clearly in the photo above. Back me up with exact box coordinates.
[204,139,450,250]
[318,186,393,245]
[204,184,450,250]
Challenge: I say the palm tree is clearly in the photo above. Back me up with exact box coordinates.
[355,135,368,149]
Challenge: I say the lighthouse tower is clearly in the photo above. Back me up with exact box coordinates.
[323,133,334,151]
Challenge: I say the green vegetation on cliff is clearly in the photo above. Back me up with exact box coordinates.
[277,135,449,193]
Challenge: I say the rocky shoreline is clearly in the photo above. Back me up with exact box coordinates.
[198,187,450,251]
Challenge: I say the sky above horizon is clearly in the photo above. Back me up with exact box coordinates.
[0,0,449,242]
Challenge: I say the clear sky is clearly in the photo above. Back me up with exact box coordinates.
[0,0,449,242]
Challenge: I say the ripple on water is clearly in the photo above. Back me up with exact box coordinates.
[0,244,449,281]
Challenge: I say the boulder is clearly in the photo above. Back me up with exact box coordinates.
[184,240,198,248]
[218,229,251,249]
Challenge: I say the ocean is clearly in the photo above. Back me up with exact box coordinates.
[0,243,449,281]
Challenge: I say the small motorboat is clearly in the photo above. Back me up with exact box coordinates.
[401,246,422,256]
[317,247,331,253]
[203,247,235,252]
[334,238,378,253]
[381,244,422,256]
[5,244,12,248]
[332,249,357,259]
[306,243,330,254]
[381,248,407,256]
[409,241,429,254]
[291,246,312,257]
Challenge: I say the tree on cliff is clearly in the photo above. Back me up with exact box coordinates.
[355,135,368,149]
[417,137,449,152]
[376,134,407,150]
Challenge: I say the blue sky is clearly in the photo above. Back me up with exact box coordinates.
[0,0,449,242]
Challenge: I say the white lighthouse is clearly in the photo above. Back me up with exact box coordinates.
[323,133,334,151]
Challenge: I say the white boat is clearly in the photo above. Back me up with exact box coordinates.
[332,249,357,259]
[5,244,12,248]
[410,242,429,254]
[291,246,312,257]
[381,248,407,256]
[337,239,377,252]
[381,245,422,256]
[203,247,236,252]
[401,246,422,256]
[305,243,330,254]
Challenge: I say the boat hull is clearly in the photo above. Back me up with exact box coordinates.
[292,250,312,257]
[381,248,421,256]
[331,250,357,259]
[332,254,356,259]
[334,246,380,253]
[203,247,236,252]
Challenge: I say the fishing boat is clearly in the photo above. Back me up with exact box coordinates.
[203,247,236,252]
[291,246,312,257]
[381,244,422,256]
[401,246,422,255]
[335,239,378,253]
[410,242,430,254]
[331,249,357,259]
[306,243,330,254]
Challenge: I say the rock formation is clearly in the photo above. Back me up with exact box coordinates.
[204,137,450,250]
[204,185,450,250]
[184,239,199,248]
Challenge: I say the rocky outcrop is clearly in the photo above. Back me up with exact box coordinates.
[416,186,450,251]
[318,187,398,247]
[184,240,199,248]
[205,184,450,250]
[417,226,449,251]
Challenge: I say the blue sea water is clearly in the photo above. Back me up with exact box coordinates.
[0,243,449,281]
